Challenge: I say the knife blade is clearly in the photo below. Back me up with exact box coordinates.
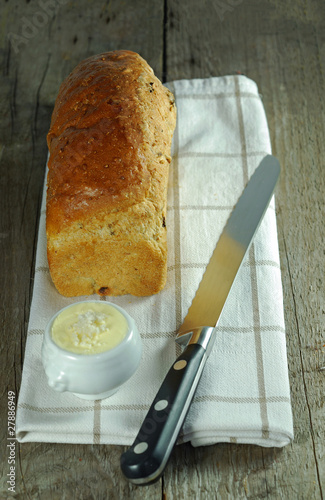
[120,154,280,485]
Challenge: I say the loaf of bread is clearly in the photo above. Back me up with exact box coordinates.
[46,50,176,297]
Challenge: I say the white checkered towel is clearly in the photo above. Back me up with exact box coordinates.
[16,75,294,447]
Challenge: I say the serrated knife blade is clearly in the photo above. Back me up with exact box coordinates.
[120,155,280,485]
[178,154,280,336]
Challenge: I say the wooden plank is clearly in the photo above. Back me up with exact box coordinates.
[0,1,164,499]
[164,0,325,498]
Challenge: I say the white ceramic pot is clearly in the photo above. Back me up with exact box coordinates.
[41,301,142,400]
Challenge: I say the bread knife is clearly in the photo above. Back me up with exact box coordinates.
[120,155,280,485]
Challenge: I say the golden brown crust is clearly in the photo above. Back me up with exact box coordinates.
[46,50,176,297]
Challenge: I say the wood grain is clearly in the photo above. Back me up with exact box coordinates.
[0,0,324,498]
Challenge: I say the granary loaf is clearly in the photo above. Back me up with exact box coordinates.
[46,50,176,297]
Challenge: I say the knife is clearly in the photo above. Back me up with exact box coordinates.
[120,154,280,485]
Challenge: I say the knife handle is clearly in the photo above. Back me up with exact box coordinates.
[120,343,207,485]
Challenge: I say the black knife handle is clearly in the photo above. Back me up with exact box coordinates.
[120,343,207,485]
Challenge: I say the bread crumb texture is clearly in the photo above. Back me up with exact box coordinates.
[46,50,176,297]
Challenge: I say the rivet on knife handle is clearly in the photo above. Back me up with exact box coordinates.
[120,327,215,485]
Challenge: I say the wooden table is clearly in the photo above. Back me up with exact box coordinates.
[1,1,324,498]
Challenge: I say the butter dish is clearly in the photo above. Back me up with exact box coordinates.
[41,301,142,400]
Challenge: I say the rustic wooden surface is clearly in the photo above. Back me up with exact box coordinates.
[1,0,324,498]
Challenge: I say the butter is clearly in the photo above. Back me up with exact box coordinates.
[51,302,128,354]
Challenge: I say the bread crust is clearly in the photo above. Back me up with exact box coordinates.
[46,50,176,297]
